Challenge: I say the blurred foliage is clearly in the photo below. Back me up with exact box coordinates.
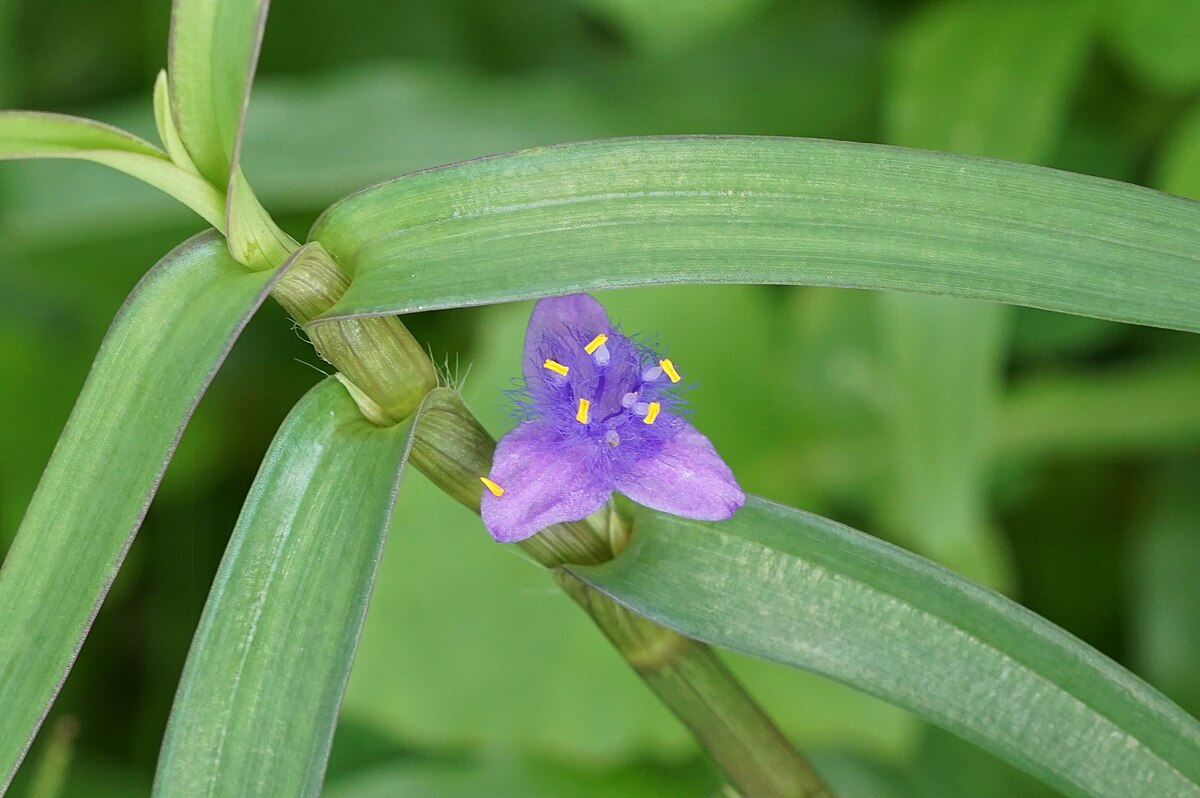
[0,0,1197,795]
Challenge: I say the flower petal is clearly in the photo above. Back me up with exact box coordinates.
[522,293,613,385]
[615,420,744,521]
[482,421,614,543]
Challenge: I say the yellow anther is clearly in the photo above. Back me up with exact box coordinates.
[584,333,609,354]
[659,359,681,383]
[543,359,569,376]
[643,402,661,425]
[480,476,505,497]
[576,398,591,424]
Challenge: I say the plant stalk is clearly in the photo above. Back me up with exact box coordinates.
[269,242,833,798]
[558,571,831,798]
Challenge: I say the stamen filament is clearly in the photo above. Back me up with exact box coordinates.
[576,398,591,424]
[480,476,505,497]
[543,359,569,376]
[643,402,661,424]
[584,333,609,354]
[659,359,681,383]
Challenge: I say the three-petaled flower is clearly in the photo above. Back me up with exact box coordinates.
[480,293,744,543]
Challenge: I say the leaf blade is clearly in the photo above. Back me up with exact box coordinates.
[0,111,226,229]
[0,232,279,788]
[309,136,1200,333]
[153,379,415,798]
[167,0,269,190]
[569,497,1200,798]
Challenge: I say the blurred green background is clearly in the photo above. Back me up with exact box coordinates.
[2,0,1199,795]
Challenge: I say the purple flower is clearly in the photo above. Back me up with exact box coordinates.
[480,293,744,543]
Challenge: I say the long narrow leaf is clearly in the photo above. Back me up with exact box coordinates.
[167,0,289,267]
[153,379,415,798]
[568,497,1200,798]
[0,111,225,229]
[0,232,283,789]
[167,0,268,190]
[310,137,1200,333]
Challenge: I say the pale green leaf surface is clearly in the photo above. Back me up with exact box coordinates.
[168,0,269,189]
[344,298,914,762]
[1104,0,1200,91]
[570,498,1200,798]
[1158,103,1200,200]
[153,70,201,176]
[153,378,414,798]
[310,137,1200,333]
[0,111,225,229]
[0,232,278,789]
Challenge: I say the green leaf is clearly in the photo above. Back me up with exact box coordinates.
[153,378,415,798]
[309,137,1200,333]
[167,0,291,269]
[569,497,1200,798]
[3,39,871,248]
[1104,0,1200,92]
[0,232,280,789]
[167,0,269,191]
[0,111,226,229]
[153,69,202,177]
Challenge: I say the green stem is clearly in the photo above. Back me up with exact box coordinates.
[269,241,833,798]
[558,571,832,798]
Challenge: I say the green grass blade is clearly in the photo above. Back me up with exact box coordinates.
[167,0,268,190]
[568,497,1200,798]
[0,111,226,229]
[153,379,415,798]
[0,232,280,789]
[167,0,289,268]
[309,136,1200,333]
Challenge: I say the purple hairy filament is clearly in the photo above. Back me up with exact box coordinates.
[529,328,683,484]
